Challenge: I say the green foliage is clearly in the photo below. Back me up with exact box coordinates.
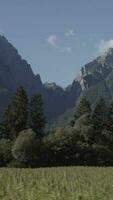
[71,96,91,127]
[107,101,113,131]
[30,94,45,136]
[43,121,95,166]
[0,139,12,166]
[46,107,74,130]
[43,127,76,166]
[76,96,91,117]
[1,91,113,167]
[74,114,94,142]
[92,144,113,165]
[2,86,28,139]
[12,129,41,167]
[0,123,7,138]
[92,97,108,130]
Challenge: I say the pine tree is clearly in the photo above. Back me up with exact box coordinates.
[107,101,113,131]
[76,96,91,118]
[92,97,108,130]
[71,96,91,127]
[3,86,28,139]
[30,94,45,136]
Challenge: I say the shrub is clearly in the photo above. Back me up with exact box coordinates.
[12,129,41,167]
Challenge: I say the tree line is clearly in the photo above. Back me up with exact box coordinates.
[0,86,113,167]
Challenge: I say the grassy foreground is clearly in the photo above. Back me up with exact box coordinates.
[0,167,113,200]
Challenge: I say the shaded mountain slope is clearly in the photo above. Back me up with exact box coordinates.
[0,36,81,120]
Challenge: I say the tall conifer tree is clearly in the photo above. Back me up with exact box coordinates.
[71,96,91,126]
[30,94,45,136]
[3,86,28,139]
[92,97,108,130]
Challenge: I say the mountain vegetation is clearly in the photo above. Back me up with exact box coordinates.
[0,86,113,167]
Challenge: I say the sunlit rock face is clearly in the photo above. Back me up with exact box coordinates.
[76,49,113,90]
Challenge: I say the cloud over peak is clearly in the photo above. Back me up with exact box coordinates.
[98,39,113,54]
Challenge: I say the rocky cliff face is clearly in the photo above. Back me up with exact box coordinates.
[53,48,113,128]
[77,49,113,90]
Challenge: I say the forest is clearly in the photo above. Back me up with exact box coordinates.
[0,86,113,167]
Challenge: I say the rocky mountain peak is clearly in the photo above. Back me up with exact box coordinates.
[44,82,64,92]
[76,48,113,90]
[97,48,113,67]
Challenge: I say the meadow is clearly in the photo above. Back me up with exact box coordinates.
[0,167,113,200]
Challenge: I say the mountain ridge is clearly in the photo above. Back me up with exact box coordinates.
[0,35,81,121]
[49,49,113,128]
[0,35,113,124]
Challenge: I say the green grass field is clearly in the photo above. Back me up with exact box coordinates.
[0,167,113,200]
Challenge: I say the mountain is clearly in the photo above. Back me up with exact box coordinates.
[77,48,113,104]
[1,35,113,125]
[52,48,113,128]
[0,35,81,121]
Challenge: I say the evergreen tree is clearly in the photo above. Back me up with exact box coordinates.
[71,96,91,126]
[3,86,28,139]
[0,139,12,166]
[76,96,91,117]
[92,97,108,130]
[0,122,9,139]
[107,101,113,131]
[30,94,45,136]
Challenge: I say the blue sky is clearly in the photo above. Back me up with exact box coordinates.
[0,0,113,86]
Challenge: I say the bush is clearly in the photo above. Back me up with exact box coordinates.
[0,139,12,166]
[12,129,41,167]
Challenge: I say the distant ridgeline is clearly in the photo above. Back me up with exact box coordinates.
[0,35,113,125]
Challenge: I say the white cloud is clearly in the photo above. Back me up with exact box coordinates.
[97,39,113,54]
[65,29,75,37]
[47,35,58,47]
[47,34,72,53]
[60,47,71,53]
